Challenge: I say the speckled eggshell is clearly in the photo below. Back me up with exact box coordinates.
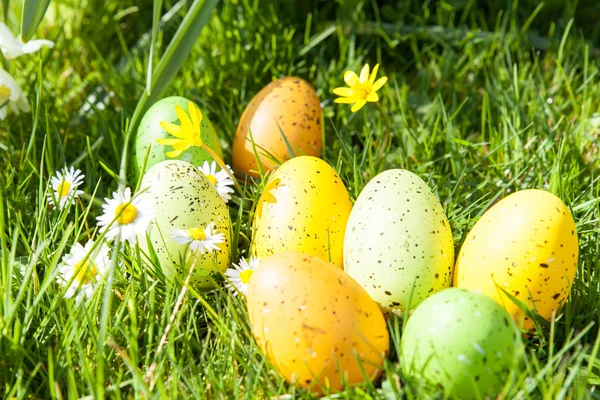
[233,77,322,177]
[251,156,352,267]
[344,169,454,313]
[137,160,231,288]
[454,189,578,329]
[247,251,389,394]
[134,96,223,177]
[401,288,517,399]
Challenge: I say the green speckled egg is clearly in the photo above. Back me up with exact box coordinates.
[134,96,223,176]
[401,288,517,399]
[137,160,231,288]
[343,170,454,313]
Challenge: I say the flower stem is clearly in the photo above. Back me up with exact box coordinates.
[373,103,391,158]
[201,144,243,195]
[146,250,199,390]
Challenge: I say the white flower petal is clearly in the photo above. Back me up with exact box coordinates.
[47,167,85,211]
[0,22,53,59]
[224,256,259,297]
[0,69,29,119]
[96,187,155,244]
[21,39,54,55]
[56,240,111,301]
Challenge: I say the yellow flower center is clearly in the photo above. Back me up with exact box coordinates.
[188,227,207,241]
[57,181,71,198]
[74,260,98,284]
[115,203,138,224]
[240,269,253,284]
[353,84,371,100]
[0,84,11,100]
[206,174,217,186]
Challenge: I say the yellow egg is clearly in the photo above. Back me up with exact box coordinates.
[233,77,323,177]
[454,189,578,329]
[251,156,352,267]
[247,252,389,394]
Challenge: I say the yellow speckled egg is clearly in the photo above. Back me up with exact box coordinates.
[454,189,578,329]
[233,77,323,177]
[247,252,389,394]
[251,156,352,267]
[137,160,231,289]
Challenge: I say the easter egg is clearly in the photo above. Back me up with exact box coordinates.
[134,96,223,176]
[247,252,389,394]
[137,160,231,288]
[233,77,322,177]
[344,169,454,313]
[401,288,517,399]
[454,189,578,329]
[251,156,352,267]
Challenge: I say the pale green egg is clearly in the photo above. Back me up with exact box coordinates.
[401,288,518,399]
[137,160,231,288]
[343,169,454,313]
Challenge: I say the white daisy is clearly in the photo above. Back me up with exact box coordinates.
[198,161,235,203]
[171,222,225,254]
[0,22,54,59]
[47,166,85,210]
[0,69,30,119]
[96,187,155,244]
[224,257,260,296]
[57,240,111,300]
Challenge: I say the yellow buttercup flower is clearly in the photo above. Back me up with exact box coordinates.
[156,102,204,158]
[155,101,243,196]
[333,63,388,112]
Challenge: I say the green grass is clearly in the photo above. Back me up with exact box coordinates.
[2,0,600,398]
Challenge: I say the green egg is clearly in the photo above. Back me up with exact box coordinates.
[344,169,454,313]
[137,160,231,289]
[134,96,223,177]
[400,288,518,399]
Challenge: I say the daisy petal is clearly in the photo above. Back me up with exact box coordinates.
[351,100,367,113]
[372,76,388,92]
[343,71,360,87]
[21,39,54,55]
[359,64,370,83]
[333,87,354,97]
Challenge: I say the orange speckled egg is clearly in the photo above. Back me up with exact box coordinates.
[233,77,323,177]
[247,252,389,394]
[454,189,578,329]
[251,156,352,267]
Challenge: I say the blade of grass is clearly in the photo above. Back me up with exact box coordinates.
[20,0,50,41]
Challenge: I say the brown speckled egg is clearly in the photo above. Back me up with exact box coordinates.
[247,252,389,394]
[251,156,352,267]
[136,160,231,289]
[233,77,323,177]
